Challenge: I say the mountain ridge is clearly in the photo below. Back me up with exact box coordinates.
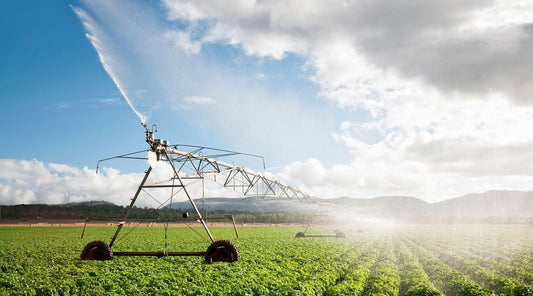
[2,190,532,223]
[164,190,533,219]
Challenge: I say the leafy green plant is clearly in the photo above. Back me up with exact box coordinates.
[1,225,533,295]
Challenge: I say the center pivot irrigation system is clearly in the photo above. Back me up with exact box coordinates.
[81,124,317,263]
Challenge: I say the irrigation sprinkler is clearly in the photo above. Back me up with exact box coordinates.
[295,230,345,238]
[81,123,317,262]
[294,208,345,238]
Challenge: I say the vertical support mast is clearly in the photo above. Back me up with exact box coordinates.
[143,123,215,243]
[109,167,152,247]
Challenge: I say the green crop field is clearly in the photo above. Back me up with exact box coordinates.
[1,224,533,295]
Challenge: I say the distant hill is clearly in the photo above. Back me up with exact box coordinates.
[431,190,533,218]
[166,190,533,223]
[166,197,319,213]
[325,190,533,223]
[2,190,533,224]
[320,195,430,216]
[65,200,117,207]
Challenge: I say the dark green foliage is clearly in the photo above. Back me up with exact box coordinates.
[0,202,327,224]
[406,285,443,296]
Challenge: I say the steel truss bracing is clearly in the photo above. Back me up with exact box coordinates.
[98,127,316,205]
[156,146,317,203]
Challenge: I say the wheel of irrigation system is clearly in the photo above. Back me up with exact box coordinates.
[204,240,240,263]
[80,240,113,261]
[295,232,306,238]
[335,232,346,238]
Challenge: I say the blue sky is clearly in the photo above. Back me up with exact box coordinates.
[0,1,352,169]
[2,0,533,206]
[0,1,143,166]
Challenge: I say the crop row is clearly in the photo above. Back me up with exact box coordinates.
[400,235,493,296]
[394,236,442,296]
[403,226,533,291]
[1,225,533,295]
[406,232,533,295]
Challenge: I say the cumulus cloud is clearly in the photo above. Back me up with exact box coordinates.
[282,95,533,200]
[156,0,533,200]
[91,0,533,106]
[0,159,144,206]
[68,0,533,201]
[0,159,247,206]
[282,158,326,187]
[405,137,533,176]
[162,0,533,106]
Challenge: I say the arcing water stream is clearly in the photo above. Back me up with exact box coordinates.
[72,5,146,124]
[87,35,146,124]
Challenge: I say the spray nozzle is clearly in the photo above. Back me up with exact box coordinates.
[142,123,157,133]
[143,123,158,148]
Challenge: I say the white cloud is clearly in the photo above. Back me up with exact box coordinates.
[70,0,533,201]
[183,96,215,106]
[161,0,533,107]
[282,95,533,201]
[178,96,216,111]
[96,98,122,105]
[0,159,246,206]
[0,159,142,206]
[282,158,326,187]
[164,30,202,54]
[160,0,533,200]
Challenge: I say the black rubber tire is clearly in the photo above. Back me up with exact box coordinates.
[204,240,240,263]
[295,232,306,238]
[80,240,113,261]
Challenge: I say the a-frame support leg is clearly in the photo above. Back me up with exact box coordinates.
[109,167,153,247]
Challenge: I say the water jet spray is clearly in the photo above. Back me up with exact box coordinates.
[72,5,147,124]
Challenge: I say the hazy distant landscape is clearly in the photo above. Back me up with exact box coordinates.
[3,190,532,225]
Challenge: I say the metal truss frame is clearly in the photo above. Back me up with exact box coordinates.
[92,124,316,258]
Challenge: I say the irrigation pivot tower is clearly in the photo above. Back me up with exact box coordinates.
[81,124,316,262]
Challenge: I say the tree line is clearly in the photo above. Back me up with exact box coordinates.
[2,201,531,225]
[0,202,328,224]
